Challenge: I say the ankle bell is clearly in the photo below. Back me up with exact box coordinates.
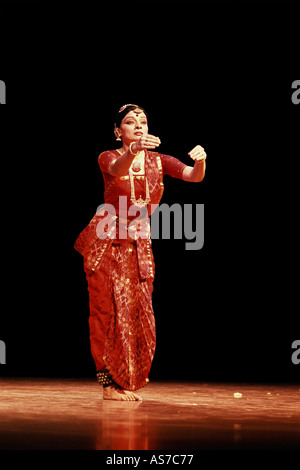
[96,370,114,386]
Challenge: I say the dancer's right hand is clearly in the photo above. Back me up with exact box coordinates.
[132,134,161,152]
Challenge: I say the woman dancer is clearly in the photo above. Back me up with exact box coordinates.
[74,104,206,401]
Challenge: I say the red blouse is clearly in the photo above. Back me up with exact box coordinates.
[74,149,187,275]
[98,149,187,216]
[99,149,187,178]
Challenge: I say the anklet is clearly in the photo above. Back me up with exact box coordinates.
[96,370,114,386]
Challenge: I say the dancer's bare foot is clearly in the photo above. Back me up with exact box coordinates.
[103,384,142,401]
[124,389,142,401]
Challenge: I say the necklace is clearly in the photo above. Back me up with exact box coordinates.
[129,167,151,207]
[116,148,150,206]
[117,148,144,173]
[132,161,142,172]
[131,151,144,173]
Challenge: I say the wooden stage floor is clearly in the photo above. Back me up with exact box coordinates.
[0,378,299,451]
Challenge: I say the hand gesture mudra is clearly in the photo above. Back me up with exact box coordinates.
[188,145,207,163]
[133,134,161,152]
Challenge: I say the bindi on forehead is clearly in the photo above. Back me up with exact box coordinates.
[130,108,144,117]
[129,110,143,118]
[124,110,147,121]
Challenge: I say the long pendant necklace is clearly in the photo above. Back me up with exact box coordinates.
[117,147,151,207]
[129,169,151,208]
[131,151,144,173]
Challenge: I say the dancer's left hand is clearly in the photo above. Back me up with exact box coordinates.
[188,145,207,163]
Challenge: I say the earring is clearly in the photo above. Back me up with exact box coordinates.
[114,129,122,141]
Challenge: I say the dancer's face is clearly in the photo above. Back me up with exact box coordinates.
[118,109,148,145]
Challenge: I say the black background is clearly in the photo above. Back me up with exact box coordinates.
[0,1,299,384]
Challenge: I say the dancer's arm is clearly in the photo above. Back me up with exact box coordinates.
[182,145,206,182]
[108,135,161,177]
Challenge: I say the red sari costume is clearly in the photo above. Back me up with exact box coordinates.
[74,150,186,391]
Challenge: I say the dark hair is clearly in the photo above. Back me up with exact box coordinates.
[114,104,148,128]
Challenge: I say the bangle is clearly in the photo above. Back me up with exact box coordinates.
[195,157,207,163]
[129,142,139,156]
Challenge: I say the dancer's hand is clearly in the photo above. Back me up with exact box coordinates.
[132,134,161,152]
[188,145,207,163]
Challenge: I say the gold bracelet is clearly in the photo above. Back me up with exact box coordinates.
[129,142,139,156]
